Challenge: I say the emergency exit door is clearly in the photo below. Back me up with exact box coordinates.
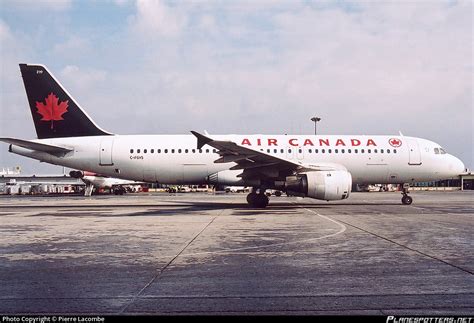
[406,138,422,165]
[99,137,114,166]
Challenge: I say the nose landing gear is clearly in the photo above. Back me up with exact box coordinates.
[401,184,413,205]
[246,189,269,208]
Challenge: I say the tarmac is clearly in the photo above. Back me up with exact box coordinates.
[0,191,473,315]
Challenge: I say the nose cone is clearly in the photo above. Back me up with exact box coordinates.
[447,155,465,177]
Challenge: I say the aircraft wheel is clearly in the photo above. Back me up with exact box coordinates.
[402,195,413,205]
[246,193,269,208]
[275,191,282,197]
[246,192,257,205]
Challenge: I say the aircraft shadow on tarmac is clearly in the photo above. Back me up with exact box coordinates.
[17,199,407,218]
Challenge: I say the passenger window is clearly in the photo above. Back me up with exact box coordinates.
[206,149,209,153]
[354,149,358,154]
[393,149,397,154]
[288,149,292,153]
[192,149,195,153]
[171,149,175,153]
[374,149,378,153]
[387,149,390,154]
[368,149,371,153]
[130,149,134,154]
[298,149,302,153]
[199,149,202,153]
[322,149,325,153]
[381,149,384,153]
[158,149,161,153]
[348,149,351,153]
[315,149,319,153]
[341,149,345,153]
[137,149,141,153]
[308,149,312,153]
[178,149,181,153]
[280,149,284,153]
[185,149,188,153]
[267,149,271,153]
[361,149,364,153]
[151,149,154,153]
[335,149,338,153]
[213,149,217,153]
[274,149,278,153]
[164,149,168,153]
[328,149,332,153]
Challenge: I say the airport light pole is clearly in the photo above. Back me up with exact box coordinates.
[310,117,321,135]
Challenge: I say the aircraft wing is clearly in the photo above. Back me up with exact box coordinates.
[0,137,73,156]
[191,131,345,181]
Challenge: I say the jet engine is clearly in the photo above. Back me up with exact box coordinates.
[207,169,260,186]
[69,170,84,178]
[285,170,352,200]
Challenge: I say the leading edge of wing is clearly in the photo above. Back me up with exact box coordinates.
[0,137,73,155]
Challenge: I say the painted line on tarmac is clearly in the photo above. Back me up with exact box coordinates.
[334,217,474,276]
[118,208,226,314]
[179,204,347,257]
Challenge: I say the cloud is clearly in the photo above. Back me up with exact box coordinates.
[53,36,92,59]
[0,1,472,171]
[116,1,471,163]
[128,0,187,38]
[59,65,107,92]
[0,19,12,42]
[2,0,72,12]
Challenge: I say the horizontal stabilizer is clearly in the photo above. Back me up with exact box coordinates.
[0,137,73,155]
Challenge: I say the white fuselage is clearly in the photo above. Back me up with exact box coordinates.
[10,134,465,187]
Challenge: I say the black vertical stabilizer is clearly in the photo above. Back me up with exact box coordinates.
[19,63,112,139]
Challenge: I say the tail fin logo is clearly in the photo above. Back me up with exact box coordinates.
[35,93,69,129]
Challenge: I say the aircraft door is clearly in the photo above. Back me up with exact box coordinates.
[99,137,114,166]
[406,138,422,165]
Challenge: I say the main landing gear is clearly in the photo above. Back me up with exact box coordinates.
[401,184,413,205]
[246,188,269,208]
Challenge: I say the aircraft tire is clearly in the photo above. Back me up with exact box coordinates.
[402,195,413,205]
[246,192,257,205]
[246,193,269,208]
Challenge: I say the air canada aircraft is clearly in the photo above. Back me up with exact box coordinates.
[0,64,466,207]
[69,170,144,196]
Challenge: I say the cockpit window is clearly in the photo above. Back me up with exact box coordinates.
[435,147,447,154]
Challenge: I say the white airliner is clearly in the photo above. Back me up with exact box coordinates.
[69,170,144,196]
[0,64,466,207]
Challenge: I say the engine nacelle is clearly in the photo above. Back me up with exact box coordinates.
[69,170,84,178]
[207,169,260,186]
[286,170,352,200]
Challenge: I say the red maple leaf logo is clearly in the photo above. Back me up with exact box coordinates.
[389,138,402,147]
[36,93,69,129]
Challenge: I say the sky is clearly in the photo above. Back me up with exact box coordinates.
[0,0,472,174]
